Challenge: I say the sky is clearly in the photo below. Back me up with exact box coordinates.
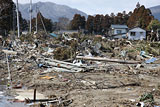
[13,0,160,15]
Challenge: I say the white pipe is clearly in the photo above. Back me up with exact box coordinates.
[6,54,12,89]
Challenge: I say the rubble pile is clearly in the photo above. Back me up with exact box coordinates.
[1,32,160,106]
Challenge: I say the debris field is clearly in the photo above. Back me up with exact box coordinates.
[1,33,160,107]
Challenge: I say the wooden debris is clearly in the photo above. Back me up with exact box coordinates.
[2,50,17,55]
[76,56,142,64]
[42,58,86,72]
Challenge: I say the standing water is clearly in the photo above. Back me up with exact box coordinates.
[0,85,28,107]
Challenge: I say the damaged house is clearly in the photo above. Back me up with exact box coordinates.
[110,24,128,39]
[128,27,146,40]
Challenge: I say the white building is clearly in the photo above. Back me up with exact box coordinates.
[128,27,146,40]
[110,25,128,39]
[110,25,128,35]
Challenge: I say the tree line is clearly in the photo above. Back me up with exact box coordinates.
[70,4,155,35]
[0,1,160,37]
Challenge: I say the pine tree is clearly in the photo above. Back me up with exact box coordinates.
[0,0,15,35]
[136,2,140,8]
[70,14,86,30]
[93,14,103,34]
[127,5,154,29]
[86,15,94,34]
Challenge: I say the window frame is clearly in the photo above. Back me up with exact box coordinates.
[130,32,136,36]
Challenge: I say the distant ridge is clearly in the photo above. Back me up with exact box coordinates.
[150,5,160,21]
[19,2,88,22]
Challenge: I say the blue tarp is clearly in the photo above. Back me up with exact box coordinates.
[145,57,157,64]
[50,33,58,38]
[140,51,146,56]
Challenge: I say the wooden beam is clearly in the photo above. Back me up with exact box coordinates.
[2,50,17,55]
[76,56,142,64]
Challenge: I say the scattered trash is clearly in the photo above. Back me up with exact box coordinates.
[145,57,157,64]
[73,60,83,66]
[136,64,144,69]
[50,33,58,38]
[1,32,160,107]
[140,51,151,58]
[39,76,54,80]
[129,99,136,102]
[136,102,145,107]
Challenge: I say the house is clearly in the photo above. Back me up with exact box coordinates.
[110,24,128,39]
[128,27,146,40]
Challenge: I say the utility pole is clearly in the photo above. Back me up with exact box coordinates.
[29,0,32,33]
[16,0,20,38]
[40,14,47,34]
[13,4,15,37]
[12,4,16,43]
[157,29,159,41]
[36,6,47,34]
[36,4,38,33]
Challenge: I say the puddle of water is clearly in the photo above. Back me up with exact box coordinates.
[0,85,29,107]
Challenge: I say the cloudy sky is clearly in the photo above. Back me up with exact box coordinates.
[13,0,160,15]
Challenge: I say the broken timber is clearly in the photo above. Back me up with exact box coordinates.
[76,56,142,64]
[2,50,17,55]
[42,58,86,72]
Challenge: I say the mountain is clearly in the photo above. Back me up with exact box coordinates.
[150,5,160,21]
[19,2,88,22]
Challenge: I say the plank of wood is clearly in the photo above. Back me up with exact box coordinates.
[44,58,84,68]
[41,58,86,72]
[76,56,142,64]
[2,50,17,55]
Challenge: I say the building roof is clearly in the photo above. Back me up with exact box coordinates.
[129,27,146,32]
[111,25,128,29]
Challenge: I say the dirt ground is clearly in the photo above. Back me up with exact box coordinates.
[1,62,160,107]
[35,71,160,107]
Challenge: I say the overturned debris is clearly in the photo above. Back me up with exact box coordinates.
[41,58,87,72]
